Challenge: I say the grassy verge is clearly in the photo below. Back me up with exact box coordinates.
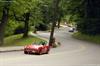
[72,32,100,44]
[3,34,45,47]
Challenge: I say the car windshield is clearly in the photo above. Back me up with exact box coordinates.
[32,41,47,45]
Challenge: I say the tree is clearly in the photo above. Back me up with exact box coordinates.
[63,0,100,35]
[49,0,61,46]
[0,0,11,45]
[77,0,100,35]
[58,0,84,25]
[12,0,42,37]
[5,20,19,37]
[13,11,30,37]
[56,0,64,28]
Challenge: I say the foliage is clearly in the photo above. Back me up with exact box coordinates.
[77,18,100,35]
[76,0,100,35]
[35,23,49,31]
[5,20,19,36]
[62,0,100,35]
[1,0,100,46]
[0,0,12,45]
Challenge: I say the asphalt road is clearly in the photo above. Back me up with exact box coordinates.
[0,26,100,66]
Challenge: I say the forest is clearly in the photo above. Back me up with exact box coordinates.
[0,0,100,45]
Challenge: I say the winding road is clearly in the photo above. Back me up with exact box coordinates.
[0,26,100,66]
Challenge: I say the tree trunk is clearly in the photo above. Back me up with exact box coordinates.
[49,0,61,46]
[57,18,61,29]
[0,6,9,46]
[23,12,30,38]
[49,21,56,46]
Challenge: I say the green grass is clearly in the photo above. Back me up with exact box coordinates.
[3,34,45,47]
[72,32,100,44]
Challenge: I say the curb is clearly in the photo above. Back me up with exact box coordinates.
[0,49,24,53]
[0,32,48,53]
[0,31,58,53]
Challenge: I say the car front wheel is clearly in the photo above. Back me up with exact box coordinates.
[24,51,28,54]
[38,49,42,55]
[45,49,49,54]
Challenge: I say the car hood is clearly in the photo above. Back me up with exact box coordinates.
[32,45,43,48]
[26,45,43,49]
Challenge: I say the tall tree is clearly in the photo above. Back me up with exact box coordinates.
[49,0,61,46]
[77,0,100,35]
[13,11,30,38]
[0,0,11,45]
[12,0,42,37]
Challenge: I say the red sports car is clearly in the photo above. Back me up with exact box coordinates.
[24,41,50,55]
